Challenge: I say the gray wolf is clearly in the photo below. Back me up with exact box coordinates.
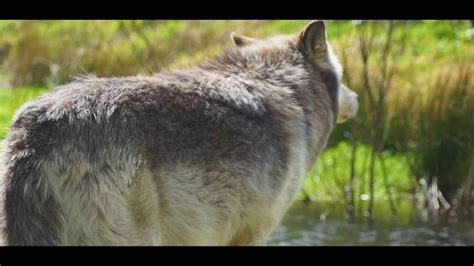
[1,20,358,245]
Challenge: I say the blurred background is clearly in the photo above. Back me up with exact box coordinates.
[0,20,473,245]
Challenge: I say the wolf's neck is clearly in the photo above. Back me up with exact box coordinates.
[199,48,310,89]
[254,61,310,89]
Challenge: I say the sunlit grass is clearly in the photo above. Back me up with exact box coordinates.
[299,141,415,203]
[2,20,471,87]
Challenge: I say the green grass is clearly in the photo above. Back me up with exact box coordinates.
[1,20,472,87]
[0,87,48,139]
[299,141,415,203]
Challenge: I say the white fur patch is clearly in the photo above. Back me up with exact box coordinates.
[337,84,359,123]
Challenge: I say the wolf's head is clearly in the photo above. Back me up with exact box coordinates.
[230,20,359,124]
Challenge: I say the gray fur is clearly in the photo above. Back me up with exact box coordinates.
[1,21,358,246]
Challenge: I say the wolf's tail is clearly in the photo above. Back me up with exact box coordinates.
[2,137,63,246]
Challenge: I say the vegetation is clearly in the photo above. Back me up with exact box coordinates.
[0,20,473,222]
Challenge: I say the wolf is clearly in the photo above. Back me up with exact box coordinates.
[0,20,358,246]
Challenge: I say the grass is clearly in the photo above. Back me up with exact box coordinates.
[1,21,471,87]
[299,142,415,203]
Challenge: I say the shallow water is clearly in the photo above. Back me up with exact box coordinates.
[268,203,474,246]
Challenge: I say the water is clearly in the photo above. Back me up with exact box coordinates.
[268,203,474,246]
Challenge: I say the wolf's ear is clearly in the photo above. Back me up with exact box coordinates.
[231,32,256,47]
[297,20,328,56]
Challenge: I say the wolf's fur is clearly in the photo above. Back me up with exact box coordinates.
[1,21,358,245]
